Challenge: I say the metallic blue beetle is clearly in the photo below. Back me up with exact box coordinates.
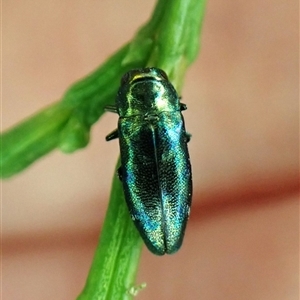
[106,67,192,255]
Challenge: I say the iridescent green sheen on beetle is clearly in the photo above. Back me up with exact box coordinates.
[105,67,192,255]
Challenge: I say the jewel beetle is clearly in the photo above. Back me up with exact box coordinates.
[105,67,192,255]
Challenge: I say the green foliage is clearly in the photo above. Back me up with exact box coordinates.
[1,0,206,299]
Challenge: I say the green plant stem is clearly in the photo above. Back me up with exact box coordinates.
[1,103,72,178]
[77,160,143,300]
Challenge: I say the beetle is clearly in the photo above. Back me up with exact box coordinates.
[105,67,192,255]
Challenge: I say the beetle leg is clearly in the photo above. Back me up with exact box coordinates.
[105,105,118,113]
[117,166,123,181]
[106,129,119,141]
[185,132,191,143]
[180,103,187,111]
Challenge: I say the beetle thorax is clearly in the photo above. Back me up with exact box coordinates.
[117,80,179,118]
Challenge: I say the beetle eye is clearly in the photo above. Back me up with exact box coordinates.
[158,69,169,80]
[121,72,130,84]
